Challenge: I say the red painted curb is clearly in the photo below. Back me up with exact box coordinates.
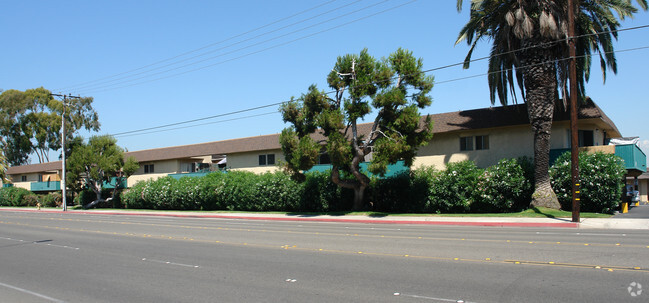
[0,208,579,228]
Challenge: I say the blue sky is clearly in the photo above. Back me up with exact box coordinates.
[2,0,648,162]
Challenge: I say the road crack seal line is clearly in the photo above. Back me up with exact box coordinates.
[504,259,648,272]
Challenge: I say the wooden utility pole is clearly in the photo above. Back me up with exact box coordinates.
[568,0,581,222]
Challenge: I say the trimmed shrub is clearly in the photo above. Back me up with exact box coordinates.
[370,166,436,213]
[472,158,533,213]
[429,161,482,213]
[550,151,626,213]
[0,187,38,206]
[41,192,62,207]
[300,170,348,212]
[251,172,302,211]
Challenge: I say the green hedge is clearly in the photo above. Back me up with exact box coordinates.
[121,171,351,212]
[550,151,626,213]
[0,187,38,206]
[120,154,626,213]
[2,153,625,214]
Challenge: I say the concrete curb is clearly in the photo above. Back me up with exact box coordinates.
[0,208,579,228]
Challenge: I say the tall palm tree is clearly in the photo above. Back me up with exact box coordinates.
[456,0,647,209]
[0,137,9,184]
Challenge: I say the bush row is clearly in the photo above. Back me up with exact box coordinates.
[369,158,533,213]
[2,152,626,214]
[121,171,351,212]
[0,187,62,207]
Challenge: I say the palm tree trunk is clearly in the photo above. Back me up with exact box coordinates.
[521,38,561,209]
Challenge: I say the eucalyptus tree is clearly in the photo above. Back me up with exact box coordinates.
[456,0,647,209]
[280,48,434,210]
[0,87,99,165]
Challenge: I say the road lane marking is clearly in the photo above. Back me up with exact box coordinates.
[0,237,79,250]
[2,220,648,274]
[2,217,644,249]
[394,292,476,302]
[0,281,66,303]
[141,258,199,268]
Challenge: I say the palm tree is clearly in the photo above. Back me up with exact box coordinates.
[456,0,647,209]
[0,137,9,184]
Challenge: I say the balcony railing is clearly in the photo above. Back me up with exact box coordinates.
[550,144,647,173]
[615,144,647,173]
[307,161,408,178]
[30,181,61,192]
[168,171,213,179]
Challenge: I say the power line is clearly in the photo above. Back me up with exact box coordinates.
[107,43,649,138]
[111,102,285,136]
[114,112,278,138]
[77,0,417,95]
[53,0,340,92]
[64,0,369,93]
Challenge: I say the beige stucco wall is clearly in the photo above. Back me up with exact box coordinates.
[127,159,181,187]
[414,125,535,170]
[414,122,610,170]
[228,150,282,174]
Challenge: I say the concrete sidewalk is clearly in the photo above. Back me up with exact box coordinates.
[3,207,649,229]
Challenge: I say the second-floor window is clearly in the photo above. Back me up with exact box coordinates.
[475,135,490,150]
[259,154,275,166]
[460,136,473,151]
[144,164,155,174]
[460,135,489,151]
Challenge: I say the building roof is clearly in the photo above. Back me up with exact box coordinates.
[6,161,62,175]
[126,133,281,163]
[428,98,620,136]
[6,99,621,174]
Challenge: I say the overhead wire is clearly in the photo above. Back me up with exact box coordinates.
[76,0,417,95]
[64,0,368,93]
[106,42,649,138]
[73,14,648,139]
[53,0,339,92]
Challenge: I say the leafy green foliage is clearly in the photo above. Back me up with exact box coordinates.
[119,155,625,214]
[472,158,533,212]
[0,187,38,206]
[40,192,62,207]
[429,161,483,213]
[550,151,626,213]
[0,87,99,165]
[280,48,434,210]
[67,135,138,207]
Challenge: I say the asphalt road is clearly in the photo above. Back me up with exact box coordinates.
[0,211,647,303]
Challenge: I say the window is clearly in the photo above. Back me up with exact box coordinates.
[319,153,331,165]
[259,154,275,166]
[476,135,489,150]
[144,164,155,174]
[21,176,27,182]
[579,130,594,147]
[460,136,473,151]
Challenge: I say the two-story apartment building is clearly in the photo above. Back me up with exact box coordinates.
[5,99,646,196]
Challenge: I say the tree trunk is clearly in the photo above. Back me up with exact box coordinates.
[330,164,369,211]
[352,184,367,211]
[521,38,561,210]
